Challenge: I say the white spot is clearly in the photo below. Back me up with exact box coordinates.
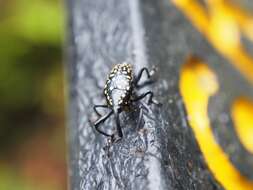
[112,74,130,90]
[146,156,164,190]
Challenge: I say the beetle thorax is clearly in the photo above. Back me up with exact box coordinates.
[104,63,133,107]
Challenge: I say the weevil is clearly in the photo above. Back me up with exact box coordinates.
[93,63,159,142]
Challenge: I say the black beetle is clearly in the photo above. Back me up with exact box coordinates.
[93,62,159,142]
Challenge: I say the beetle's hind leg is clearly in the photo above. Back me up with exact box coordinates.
[134,67,156,88]
[94,110,113,137]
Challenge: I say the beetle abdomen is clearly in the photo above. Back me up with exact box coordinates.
[104,63,133,106]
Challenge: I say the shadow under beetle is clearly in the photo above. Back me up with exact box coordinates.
[93,63,159,142]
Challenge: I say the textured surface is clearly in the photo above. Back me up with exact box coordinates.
[65,0,228,189]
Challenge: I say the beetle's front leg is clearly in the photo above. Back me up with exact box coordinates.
[111,109,123,142]
[94,110,113,137]
[93,104,109,117]
[137,108,144,129]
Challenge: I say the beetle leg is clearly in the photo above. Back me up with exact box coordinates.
[134,67,155,88]
[111,110,123,142]
[137,108,144,129]
[133,91,160,105]
[93,104,109,117]
[94,110,113,137]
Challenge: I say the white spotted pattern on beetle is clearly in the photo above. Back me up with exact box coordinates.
[104,63,133,107]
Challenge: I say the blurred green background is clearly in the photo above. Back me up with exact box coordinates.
[0,0,66,190]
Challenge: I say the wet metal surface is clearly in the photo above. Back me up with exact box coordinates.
[66,0,224,189]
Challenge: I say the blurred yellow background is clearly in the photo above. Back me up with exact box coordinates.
[0,0,66,190]
[175,0,253,189]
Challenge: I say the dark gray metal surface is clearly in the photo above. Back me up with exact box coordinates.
[66,0,225,189]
